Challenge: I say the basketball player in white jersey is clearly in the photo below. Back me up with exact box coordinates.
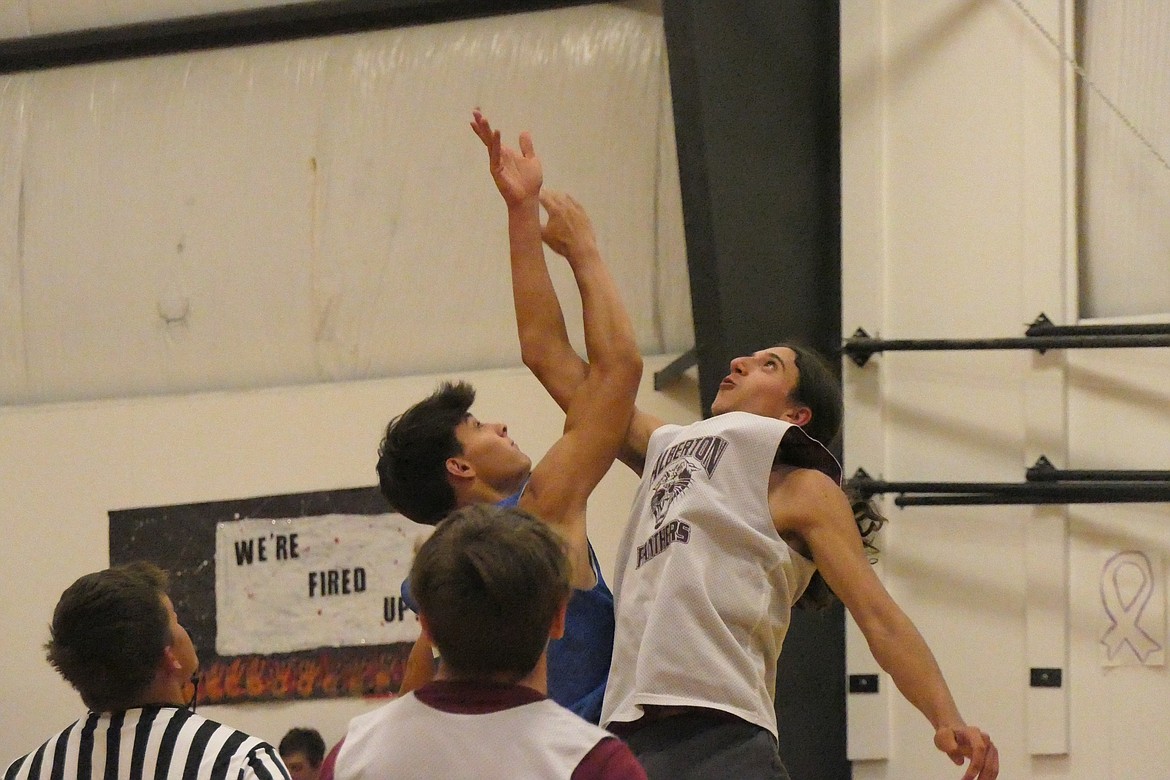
[482,115,999,779]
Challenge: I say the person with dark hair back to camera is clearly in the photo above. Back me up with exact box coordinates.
[333,504,646,780]
[279,727,325,780]
[4,562,290,780]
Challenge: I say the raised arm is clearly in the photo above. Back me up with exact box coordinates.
[536,189,647,437]
[773,468,1000,780]
[469,111,577,388]
[470,112,642,577]
[537,190,663,475]
[467,109,650,481]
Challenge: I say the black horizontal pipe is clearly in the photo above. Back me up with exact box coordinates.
[0,0,593,75]
[849,478,1170,494]
[893,489,1170,506]
[842,333,1170,366]
[1026,466,1170,482]
[846,475,1170,506]
[1025,320,1170,338]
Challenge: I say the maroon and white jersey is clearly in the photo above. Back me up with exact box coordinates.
[336,691,613,779]
[601,411,840,738]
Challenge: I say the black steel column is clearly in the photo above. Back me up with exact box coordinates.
[663,1,846,777]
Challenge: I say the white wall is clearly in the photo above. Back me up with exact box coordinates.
[0,354,701,757]
[0,3,690,405]
[843,1,1170,778]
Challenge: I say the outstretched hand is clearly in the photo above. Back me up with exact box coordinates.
[470,109,542,207]
[539,189,598,262]
[935,724,999,779]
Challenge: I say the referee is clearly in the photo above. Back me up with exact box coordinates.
[4,562,290,780]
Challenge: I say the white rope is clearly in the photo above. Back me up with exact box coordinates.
[1006,0,1170,173]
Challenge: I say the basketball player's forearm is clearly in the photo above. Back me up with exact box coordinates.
[508,201,589,410]
[870,623,966,730]
[887,640,997,776]
[569,242,641,385]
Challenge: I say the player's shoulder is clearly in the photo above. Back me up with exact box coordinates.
[770,464,849,529]
[772,463,841,494]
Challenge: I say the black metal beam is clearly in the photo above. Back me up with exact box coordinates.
[662,3,845,777]
[663,0,842,418]
[0,0,595,74]
[1026,469,1170,483]
[652,347,697,391]
[852,479,1170,499]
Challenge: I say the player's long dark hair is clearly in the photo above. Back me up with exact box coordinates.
[780,342,888,611]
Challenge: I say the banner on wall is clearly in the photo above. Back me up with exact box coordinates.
[110,486,425,705]
[215,513,418,655]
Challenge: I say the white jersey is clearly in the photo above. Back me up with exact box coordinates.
[600,411,841,738]
[335,693,611,780]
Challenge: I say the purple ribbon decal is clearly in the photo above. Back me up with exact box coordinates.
[1100,550,1163,663]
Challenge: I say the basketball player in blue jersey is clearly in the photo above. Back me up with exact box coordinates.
[506,154,999,777]
[372,112,641,725]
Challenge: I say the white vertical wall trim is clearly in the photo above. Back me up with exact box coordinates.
[841,0,891,763]
[1062,0,1079,324]
[0,76,29,398]
[1018,0,1073,757]
[1077,0,1170,318]
[1023,509,1069,754]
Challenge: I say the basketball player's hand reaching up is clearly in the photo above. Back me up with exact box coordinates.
[471,109,542,208]
[538,189,598,266]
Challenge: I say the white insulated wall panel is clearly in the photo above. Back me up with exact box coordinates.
[0,5,689,404]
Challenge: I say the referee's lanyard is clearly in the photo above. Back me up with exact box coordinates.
[187,675,201,713]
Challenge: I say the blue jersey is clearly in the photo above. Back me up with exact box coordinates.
[547,543,614,724]
[400,483,615,724]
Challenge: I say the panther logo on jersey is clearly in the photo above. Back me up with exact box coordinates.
[650,457,695,528]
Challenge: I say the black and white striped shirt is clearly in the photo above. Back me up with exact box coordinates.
[4,705,290,780]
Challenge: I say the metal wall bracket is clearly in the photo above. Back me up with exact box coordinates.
[653,347,698,391]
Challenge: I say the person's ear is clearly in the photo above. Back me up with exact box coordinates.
[784,405,812,428]
[161,645,183,677]
[445,457,473,480]
[548,600,569,641]
[419,613,435,644]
